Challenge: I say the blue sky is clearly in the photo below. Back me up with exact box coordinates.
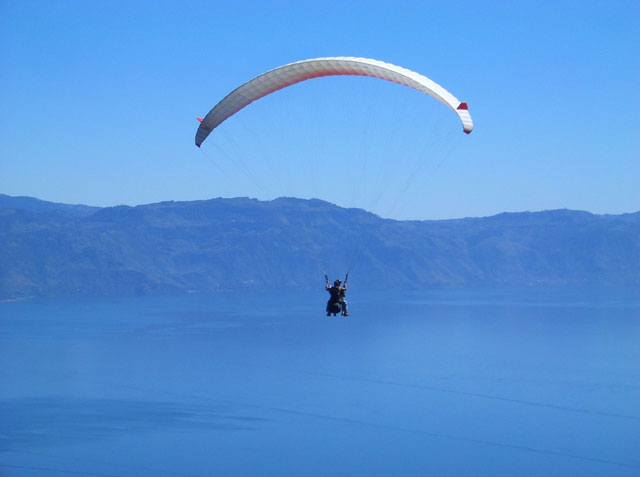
[1,0,638,219]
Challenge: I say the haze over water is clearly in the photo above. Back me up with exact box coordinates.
[1,288,639,476]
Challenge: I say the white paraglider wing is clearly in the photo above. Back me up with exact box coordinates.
[195,57,473,147]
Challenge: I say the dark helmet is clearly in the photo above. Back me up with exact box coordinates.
[334,280,341,286]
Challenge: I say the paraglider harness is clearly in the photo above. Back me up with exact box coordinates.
[325,273,349,316]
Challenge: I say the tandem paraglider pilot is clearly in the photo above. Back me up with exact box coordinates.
[326,278,349,316]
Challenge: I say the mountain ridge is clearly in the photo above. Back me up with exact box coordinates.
[1,195,638,299]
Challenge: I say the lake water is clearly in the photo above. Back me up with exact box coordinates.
[1,288,639,476]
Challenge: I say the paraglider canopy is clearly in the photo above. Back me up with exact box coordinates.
[196,57,473,147]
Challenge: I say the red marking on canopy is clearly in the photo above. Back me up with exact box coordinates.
[457,102,468,110]
[196,117,203,122]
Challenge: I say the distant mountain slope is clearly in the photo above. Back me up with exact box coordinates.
[0,195,638,298]
[0,194,100,216]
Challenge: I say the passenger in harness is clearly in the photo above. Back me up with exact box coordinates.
[326,277,349,316]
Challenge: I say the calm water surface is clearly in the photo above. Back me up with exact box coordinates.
[1,288,639,476]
